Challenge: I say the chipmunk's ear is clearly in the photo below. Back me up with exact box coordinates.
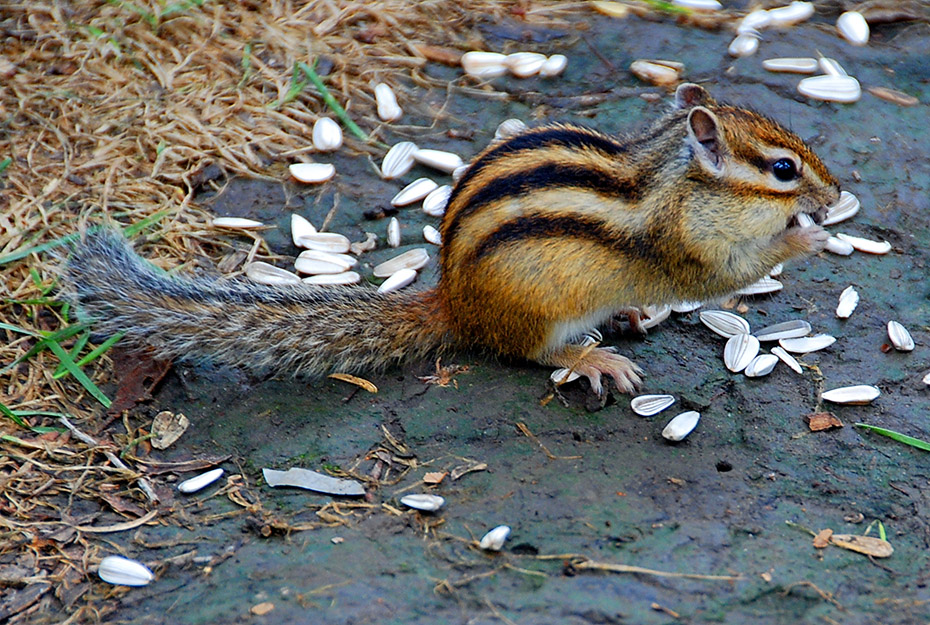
[675,83,715,109]
[686,106,726,175]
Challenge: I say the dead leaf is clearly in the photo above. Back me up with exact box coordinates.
[328,373,377,393]
[805,412,843,432]
[450,462,487,481]
[411,43,463,66]
[250,602,274,616]
[830,534,894,558]
[151,411,190,449]
[107,347,172,415]
[812,528,833,549]
[423,471,447,485]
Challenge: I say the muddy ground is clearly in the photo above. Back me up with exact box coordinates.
[58,8,930,625]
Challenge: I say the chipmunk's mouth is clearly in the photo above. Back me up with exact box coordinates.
[787,205,827,230]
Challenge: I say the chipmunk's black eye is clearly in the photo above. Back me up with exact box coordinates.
[772,158,798,182]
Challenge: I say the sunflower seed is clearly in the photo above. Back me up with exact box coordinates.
[779,334,836,353]
[289,162,336,183]
[378,268,417,293]
[700,310,751,338]
[769,263,784,277]
[923,371,930,385]
[672,0,721,9]
[295,232,351,253]
[413,148,464,174]
[302,271,361,285]
[767,1,814,27]
[762,57,818,74]
[391,178,439,207]
[381,141,419,179]
[744,353,779,377]
[835,233,891,255]
[818,57,849,77]
[461,51,509,79]
[374,82,403,122]
[311,117,343,151]
[822,385,880,404]
[738,10,771,34]
[771,346,803,373]
[736,276,783,296]
[662,411,700,442]
[479,525,511,551]
[423,225,442,245]
[505,52,547,78]
[796,212,816,228]
[640,305,671,329]
[98,556,154,587]
[295,250,356,275]
[724,333,760,373]
[452,164,469,182]
[387,217,401,248]
[835,286,859,319]
[178,468,224,494]
[825,236,854,256]
[539,54,568,77]
[373,248,429,278]
[400,493,445,511]
[797,75,861,103]
[495,118,528,140]
[630,59,680,86]
[212,217,264,229]
[631,394,675,417]
[867,87,919,107]
[291,214,317,244]
[728,34,760,58]
[887,320,915,352]
[823,191,860,226]
[591,0,630,17]
[671,300,703,313]
[754,319,812,341]
[422,184,452,217]
[245,261,301,285]
[836,11,869,46]
[551,368,581,384]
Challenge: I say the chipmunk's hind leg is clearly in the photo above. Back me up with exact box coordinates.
[539,344,643,396]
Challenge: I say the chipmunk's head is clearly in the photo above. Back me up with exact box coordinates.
[674,83,841,243]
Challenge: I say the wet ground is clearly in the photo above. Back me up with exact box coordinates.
[92,9,930,625]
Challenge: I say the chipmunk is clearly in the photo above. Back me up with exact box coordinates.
[63,84,840,395]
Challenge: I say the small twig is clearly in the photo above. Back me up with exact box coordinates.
[570,556,742,581]
[515,421,582,461]
[59,416,159,504]
[781,580,843,610]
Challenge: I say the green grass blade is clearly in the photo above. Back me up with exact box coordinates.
[122,209,172,237]
[0,402,28,427]
[46,340,111,408]
[0,157,11,175]
[297,61,370,142]
[53,331,91,377]
[53,331,123,380]
[854,423,930,452]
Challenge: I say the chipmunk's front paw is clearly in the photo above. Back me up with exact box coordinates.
[544,345,643,396]
[785,224,829,255]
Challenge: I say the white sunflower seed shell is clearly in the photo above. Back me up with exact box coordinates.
[736,276,783,296]
[291,214,317,244]
[671,300,703,313]
[837,11,869,46]
[744,353,779,378]
[778,334,836,353]
[302,271,361,285]
[373,248,429,278]
[754,319,812,342]
[771,346,803,374]
[797,75,861,103]
[479,525,512,551]
[551,367,581,384]
[289,162,336,183]
[662,411,700,442]
[386,217,401,248]
[640,305,671,330]
[631,394,675,417]
[311,117,343,151]
[461,51,509,79]
[245,262,301,285]
[767,1,815,27]
[98,555,154,587]
[400,493,445,511]
[819,57,849,77]
[413,149,464,174]
[762,57,818,74]
[374,82,403,122]
[835,233,891,255]
[923,371,930,386]
[823,191,860,226]
[495,118,528,140]
[422,185,452,217]
[212,217,264,229]
[539,54,568,77]
[769,263,784,277]
[836,286,859,319]
[724,333,760,373]
[825,236,855,256]
[295,232,351,253]
[391,178,438,207]
[887,320,915,352]
[378,268,417,293]
[381,141,419,179]
[423,225,442,246]
[178,468,224,494]
[672,0,721,9]
[630,60,680,86]
[822,385,880,404]
[728,34,760,58]
[738,10,771,34]
[505,52,547,78]
[700,310,751,338]
[294,250,356,275]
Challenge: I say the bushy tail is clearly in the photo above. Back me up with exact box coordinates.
[61,231,449,374]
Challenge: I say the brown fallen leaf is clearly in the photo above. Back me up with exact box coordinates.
[450,462,487,481]
[805,412,843,432]
[423,471,447,485]
[411,44,463,66]
[812,528,833,549]
[830,534,894,558]
[107,347,172,415]
[151,411,190,449]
